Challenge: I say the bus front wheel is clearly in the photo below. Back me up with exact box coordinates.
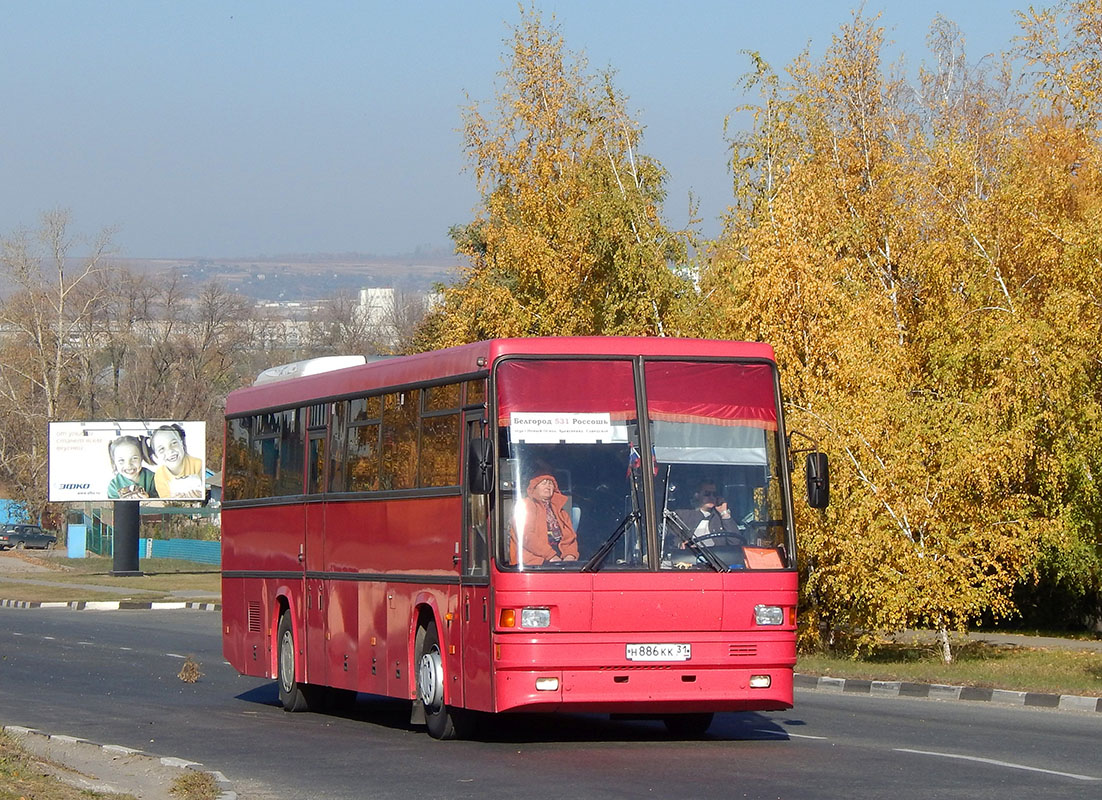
[417,623,464,739]
[277,611,313,712]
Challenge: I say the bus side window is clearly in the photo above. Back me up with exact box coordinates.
[328,402,348,493]
[464,417,490,576]
[274,409,304,496]
[307,434,325,494]
[380,390,419,490]
[420,412,460,487]
[465,491,489,576]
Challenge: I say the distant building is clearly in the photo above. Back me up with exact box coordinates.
[357,287,397,332]
[354,287,439,347]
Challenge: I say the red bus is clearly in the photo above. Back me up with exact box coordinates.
[221,337,828,738]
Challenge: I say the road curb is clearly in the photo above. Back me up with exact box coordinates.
[0,598,220,611]
[1,724,237,799]
[795,673,1102,713]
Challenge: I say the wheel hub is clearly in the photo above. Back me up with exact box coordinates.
[279,630,295,691]
[417,646,444,711]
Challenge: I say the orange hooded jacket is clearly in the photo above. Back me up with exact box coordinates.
[510,473,579,566]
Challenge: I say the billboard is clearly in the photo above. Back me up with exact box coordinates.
[49,421,206,502]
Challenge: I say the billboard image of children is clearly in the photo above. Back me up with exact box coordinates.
[106,435,158,500]
[150,424,205,499]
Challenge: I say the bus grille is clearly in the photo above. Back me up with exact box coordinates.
[248,601,262,632]
[728,644,758,657]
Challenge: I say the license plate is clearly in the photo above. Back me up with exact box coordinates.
[625,643,691,662]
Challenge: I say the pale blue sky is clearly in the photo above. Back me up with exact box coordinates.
[1,1,1026,259]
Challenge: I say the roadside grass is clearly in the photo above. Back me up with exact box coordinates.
[0,585,152,603]
[0,553,220,603]
[169,769,220,799]
[798,640,1102,696]
[0,730,219,800]
[48,555,220,576]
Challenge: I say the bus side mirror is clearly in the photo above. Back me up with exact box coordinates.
[468,438,494,495]
[806,452,829,509]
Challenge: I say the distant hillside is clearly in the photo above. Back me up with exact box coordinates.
[112,252,464,302]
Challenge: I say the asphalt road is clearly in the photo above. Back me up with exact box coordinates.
[1,608,1099,800]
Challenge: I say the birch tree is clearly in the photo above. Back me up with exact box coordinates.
[416,7,692,348]
[700,11,1102,661]
[0,210,113,520]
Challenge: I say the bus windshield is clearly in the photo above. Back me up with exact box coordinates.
[495,358,791,572]
[496,358,642,570]
[646,361,790,571]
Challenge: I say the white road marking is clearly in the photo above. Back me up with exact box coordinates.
[165,653,186,659]
[753,728,829,740]
[895,748,1100,782]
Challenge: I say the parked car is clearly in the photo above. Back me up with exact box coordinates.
[0,524,57,550]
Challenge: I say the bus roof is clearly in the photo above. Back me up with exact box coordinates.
[225,337,776,415]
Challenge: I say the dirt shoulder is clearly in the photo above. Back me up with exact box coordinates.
[2,725,228,800]
[0,549,65,572]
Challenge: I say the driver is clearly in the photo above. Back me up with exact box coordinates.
[510,473,579,566]
[676,481,745,546]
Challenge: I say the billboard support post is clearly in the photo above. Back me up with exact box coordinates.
[112,501,141,576]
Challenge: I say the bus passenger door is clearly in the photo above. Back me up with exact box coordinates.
[304,431,328,688]
[460,415,494,712]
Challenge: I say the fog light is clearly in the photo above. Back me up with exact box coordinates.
[754,604,784,625]
[535,677,559,691]
[521,607,551,628]
[749,674,772,688]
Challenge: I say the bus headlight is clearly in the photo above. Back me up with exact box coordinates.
[750,674,772,688]
[754,605,784,626]
[520,607,551,628]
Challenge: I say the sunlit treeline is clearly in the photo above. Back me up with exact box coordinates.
[419,2,1102,657]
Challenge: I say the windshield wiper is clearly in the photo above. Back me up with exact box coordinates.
[662,509,729,572]
[581,510,640,572]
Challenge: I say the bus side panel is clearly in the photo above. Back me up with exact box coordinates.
[327,577,359,691]
[221,575,279,679]
[386,585,413,699]
[357,580,388,695]
[304,504,327,688]
[324,496,461,576]
[221,571,246,672]
[441,587,464,709]
[222,505,307,678]
[460,584,494,712]
[222,505,306,574]
[325,495,462,700]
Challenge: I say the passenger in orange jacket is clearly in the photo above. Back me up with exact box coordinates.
[510,473,579,566]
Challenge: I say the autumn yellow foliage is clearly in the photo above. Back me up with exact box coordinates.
[696,7,1102,656]
[420,4,1102,661]
[416,8,692,347]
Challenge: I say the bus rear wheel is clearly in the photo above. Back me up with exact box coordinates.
[417,623,466,740]
[663,712,714,738]
[277,611,314,712]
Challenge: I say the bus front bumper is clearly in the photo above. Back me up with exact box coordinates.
[494,665,794,714]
